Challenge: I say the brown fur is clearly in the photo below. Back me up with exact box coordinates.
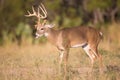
[36,25,103,79]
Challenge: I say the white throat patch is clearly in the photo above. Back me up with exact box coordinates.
[44,32,49,36]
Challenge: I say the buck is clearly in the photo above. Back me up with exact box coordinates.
[25,3,103,75]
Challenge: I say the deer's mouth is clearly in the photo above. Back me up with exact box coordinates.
[35,33,42,38]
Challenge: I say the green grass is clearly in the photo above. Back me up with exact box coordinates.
[0,42,120,80]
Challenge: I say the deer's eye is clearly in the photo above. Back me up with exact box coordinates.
[41,28,44,30]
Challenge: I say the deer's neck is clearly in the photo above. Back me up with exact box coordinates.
[45,28,60,45]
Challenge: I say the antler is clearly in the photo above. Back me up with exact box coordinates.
[39,3,47,19]
[25,3,47,24]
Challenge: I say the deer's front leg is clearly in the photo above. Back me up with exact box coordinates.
[59,49,69,74]
[63,49,69,80]
[59,50,64,73]
[63,49,69,72]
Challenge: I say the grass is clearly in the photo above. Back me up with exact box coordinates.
[0,23,120,80]
[0,43,120,80]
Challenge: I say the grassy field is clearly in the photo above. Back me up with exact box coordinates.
[0,24,120,80]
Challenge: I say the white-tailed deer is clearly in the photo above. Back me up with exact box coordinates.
[25,3,103,76]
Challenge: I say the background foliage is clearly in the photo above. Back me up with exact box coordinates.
[0,0,120,45]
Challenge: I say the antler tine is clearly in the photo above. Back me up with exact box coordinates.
[25,10,31,17]
[38,4,47,19]
[37,8,40,17]
[41,3,47,14]
[25,10,32,17]
[32,6,36,14]
[37,7,41,23]
[25,6,38,18]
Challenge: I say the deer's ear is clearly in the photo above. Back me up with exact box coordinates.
[49,24,55,28]
[45,24,55,28]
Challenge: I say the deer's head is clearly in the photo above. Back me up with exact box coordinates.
[25,3,54,38]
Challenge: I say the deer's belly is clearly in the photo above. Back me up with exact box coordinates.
[71,42,88,48]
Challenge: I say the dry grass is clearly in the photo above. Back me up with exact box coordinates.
[0,23,120,80]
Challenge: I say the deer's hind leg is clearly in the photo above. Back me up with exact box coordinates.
[90,45,103,73]
[83,44,96,72]
[90,44,103,72]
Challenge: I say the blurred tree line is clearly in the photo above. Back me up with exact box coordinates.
[0,0,120,45]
